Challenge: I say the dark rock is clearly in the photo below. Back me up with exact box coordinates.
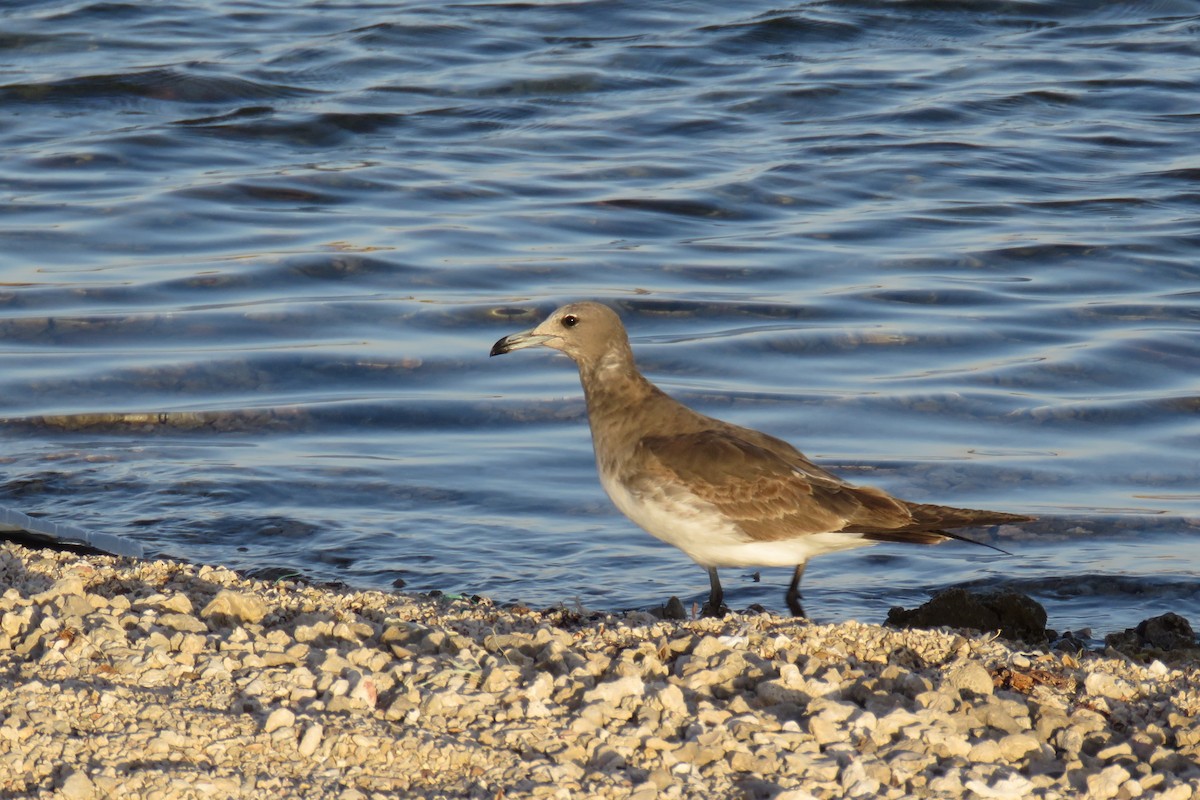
[1136,613,1195,650]
[651,596,688,620]
[886,587,1048,642]
[1052,630,1089,654]
[1105,612,1198,657]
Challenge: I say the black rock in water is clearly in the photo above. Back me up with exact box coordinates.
[887,587,1049,643]
[1105,612,1198,658]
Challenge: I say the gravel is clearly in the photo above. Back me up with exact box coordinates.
[1,540,1198,799]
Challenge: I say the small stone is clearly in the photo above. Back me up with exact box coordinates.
[1,610,28,638]
[1034,708,1071,742]
[1119,778,1144,798]
[526,671,554,703]
[264,708,295,733]
[692,635,730,659]
[298,723,323,757]
[158,613,208,634]
[976,701,1025,735]
[964,774,1035,799]
[1097,742,1134,761]
[968,739,1002,762]
[811,699,858,722]
[296,623,329,643]
[318,652,353,675]
[654,683,687,715]
[1055,726,1084,754]
[998,733,1040,761]
[916,688,957,713]
[60,770,96,800]
[945,659,994,696]
[1087,764,1131,800]
[930,770,965,794]
[58,594,96,618]
[1157,785,1193,800]
[757,678,807,706]
[178,633,207,655]
[1086,672,1134,701]
[627,783,657,800]
[33,578,85,603]
[775,791,820,800]
[808,716,843,746]
[923,727,971,759]
[840,760,879,797]
[350,676,377,706]
[583,674,644,706]
[1173,722,1200,748]
[158,594,194,614]
[481,665,520,693]
[202,590,269,624]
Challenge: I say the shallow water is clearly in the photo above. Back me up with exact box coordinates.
[1,0,1198,636]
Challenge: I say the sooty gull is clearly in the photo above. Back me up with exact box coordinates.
[490,301,1032,617]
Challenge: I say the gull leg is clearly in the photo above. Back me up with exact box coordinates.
[785,563,807,618]
[701,567,728,618]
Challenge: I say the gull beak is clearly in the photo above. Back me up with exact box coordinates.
[490,329,557,357]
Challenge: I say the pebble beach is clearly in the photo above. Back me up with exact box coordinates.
[1,541,1198,800]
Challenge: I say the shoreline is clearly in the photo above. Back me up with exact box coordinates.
[1,540,1198,799]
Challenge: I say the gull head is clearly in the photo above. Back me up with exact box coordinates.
[490,301,630,367]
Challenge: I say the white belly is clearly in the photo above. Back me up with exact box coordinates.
[598,468,874,569]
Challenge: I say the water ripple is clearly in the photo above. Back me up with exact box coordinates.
[0,0,1196,633]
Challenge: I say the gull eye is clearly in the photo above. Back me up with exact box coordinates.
[561,314,579,328]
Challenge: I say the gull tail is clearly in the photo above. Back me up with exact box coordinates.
[851,502,1033,555]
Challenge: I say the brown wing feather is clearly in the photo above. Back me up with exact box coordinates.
[635,429,1034,547]
[635,429,914,542]
[844,502,1033,535]
[849,501,1033,552]
[902,501,1034,529]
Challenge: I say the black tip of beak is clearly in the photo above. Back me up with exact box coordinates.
[490,337,511,357]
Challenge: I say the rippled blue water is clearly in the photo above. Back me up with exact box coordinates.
[1,0,1198,636]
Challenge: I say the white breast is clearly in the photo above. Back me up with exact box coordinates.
[597,466,874,569]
